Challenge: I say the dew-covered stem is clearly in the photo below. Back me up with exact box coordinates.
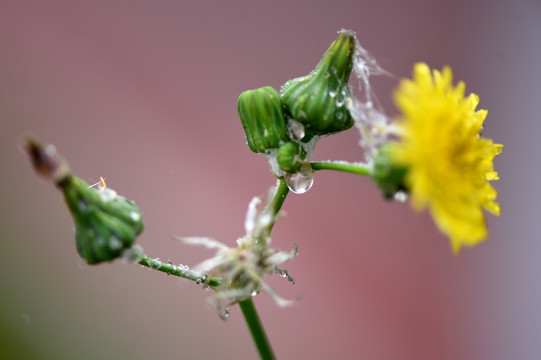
[138,256,220,287]
[239,298,275,360]
[311,161,371,176]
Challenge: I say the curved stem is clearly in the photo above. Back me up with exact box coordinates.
[138,256,220,287]
[239,298,275,360]
[311,161,371,176]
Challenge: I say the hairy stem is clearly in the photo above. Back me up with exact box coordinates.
[138,256,220,287]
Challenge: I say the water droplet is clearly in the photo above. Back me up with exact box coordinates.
[78,200,89,213]
[251,290,258,296]
[336,112,344,120]
[287,118,305,140]
[259,213,273,228]
[148,258,162,270]
[335,99,344,107]
[219,307,230,320]
[329,90,337,98]
[96,236,105,247]
[393,191,409,203]
[129,211,141,222]
[284,164,314,194]
[196,279,202,285]
[121,245,144,263]
[99,188,118,202]
[44,144,56,156]
[109,236,122,250]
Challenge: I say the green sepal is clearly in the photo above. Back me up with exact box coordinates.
[280,30,355,138]
[62,176,144,264]
[237,86,289,153]
[371,144,408,200]
[277,142,306,173]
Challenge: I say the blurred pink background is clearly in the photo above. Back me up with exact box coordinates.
[1,0,539,359]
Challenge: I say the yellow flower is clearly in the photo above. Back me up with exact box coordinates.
[391,63,502,253]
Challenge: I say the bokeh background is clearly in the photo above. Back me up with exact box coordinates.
[1,0,539,359]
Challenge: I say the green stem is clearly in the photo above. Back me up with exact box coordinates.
[139,179,289,360]
[267,178,289,232]
[239,298,275,360]
[311,161,371,176]
[236,177,288,359]
[138,256,220,287]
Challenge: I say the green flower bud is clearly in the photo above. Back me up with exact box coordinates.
[237,86,289,153]
[24,139,144,264]
[62,177,144,264]
[280,30,355,138]
[277,142,306,173]
[371,144,408,200]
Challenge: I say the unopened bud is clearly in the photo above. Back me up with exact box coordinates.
[280,30,355,138]
[277,142,306,173]
[62,177,144,264]
[237,86,289,153]
[24,139,144,264]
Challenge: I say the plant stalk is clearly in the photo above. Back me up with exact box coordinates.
[239,298,275,360]
[311,161,371,176]
[138,256,220,287]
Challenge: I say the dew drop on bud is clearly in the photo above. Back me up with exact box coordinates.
[393,191,409,203]
[284,164,314,194]
[287,118,305,140]
[221,307,230,320]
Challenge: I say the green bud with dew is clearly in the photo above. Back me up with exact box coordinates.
[277,141,307,173]
[237,86,289,154]
[280,30,356,139]
[62,177,144,264]
[25,139,144,264]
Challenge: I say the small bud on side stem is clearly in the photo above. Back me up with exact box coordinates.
[277,142,306,173]
[24,139,144,264]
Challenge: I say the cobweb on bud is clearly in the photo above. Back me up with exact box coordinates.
[347,36,394,163]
